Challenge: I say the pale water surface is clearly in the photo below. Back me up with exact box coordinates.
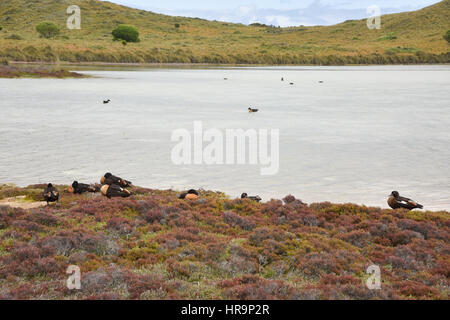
[0,65,449,210]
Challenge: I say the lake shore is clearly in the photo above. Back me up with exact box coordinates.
[0,63,87,78]
[7,60,450,69]
[0,183,448,300]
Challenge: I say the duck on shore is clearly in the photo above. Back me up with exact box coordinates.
[241,193,262,202]
[179,189,199,200]
[67,181,99,194]
[43,183,59,205]
[100,173,132,188]
[100,184,132,199]
[388,191,423,210]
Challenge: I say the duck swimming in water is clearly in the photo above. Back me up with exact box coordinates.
[388,191,423,210]
[241,193,262,203]
[68,181,99,194]
[100,184,132,199]
[100,173,132,188]
[179,189,199,200]
[103,99,111,104]
[248,107,259,113]
[43,183,59,205]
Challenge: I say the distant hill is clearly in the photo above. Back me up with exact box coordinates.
[0,0,449,64]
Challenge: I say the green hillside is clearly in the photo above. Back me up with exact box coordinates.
[0,0,449,64]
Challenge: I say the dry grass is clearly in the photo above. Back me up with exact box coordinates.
[0,0,449,64]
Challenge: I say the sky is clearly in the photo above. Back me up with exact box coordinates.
[103,0,441,27]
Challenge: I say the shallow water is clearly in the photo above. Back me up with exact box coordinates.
[0,65,449,210]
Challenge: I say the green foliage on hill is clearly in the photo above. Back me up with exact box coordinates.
[36,22,60,39]
[444,30,450,43]
[112,24,140,43]
[0,0,449,64]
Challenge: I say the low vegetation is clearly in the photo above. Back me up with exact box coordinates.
[444,30,450,43]
[0,64,86,78]
[0,184,448,300]
[112,25,140,43]
[0,0,449,65]
[36,22,60,39]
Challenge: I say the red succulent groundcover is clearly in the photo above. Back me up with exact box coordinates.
[0,186,448,300]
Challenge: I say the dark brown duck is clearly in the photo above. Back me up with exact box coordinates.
[68,181,99,194]
[100,173,132,188]
[100,184,132,199]
[388,191,423,210]
[241,193,262,202]
[43,183,59,205]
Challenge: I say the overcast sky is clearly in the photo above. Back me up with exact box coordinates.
[103,0,441,27]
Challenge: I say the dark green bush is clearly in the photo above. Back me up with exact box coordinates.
[112,25,140,43]
[36,22,60,39]
[444,30,450,43]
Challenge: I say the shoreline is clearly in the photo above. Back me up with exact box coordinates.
[9,60,450,68]
[0,181,448,300]
[0,63,88,79]
[1,183,448,213]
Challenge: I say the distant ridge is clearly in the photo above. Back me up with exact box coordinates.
[0,0,449,64]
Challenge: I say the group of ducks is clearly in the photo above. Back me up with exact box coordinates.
[176,191,423,210]
[44,182,423,211]
[247,78,325,114]
[44,181,423,211]
[43,174,264,206]
[55,95,424,212]
[43,172,133,205]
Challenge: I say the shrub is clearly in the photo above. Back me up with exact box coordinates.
[378,33,397,41]
[0,26,3,31]
[219,275,299,300]
[112,25,140,43]
[36,22,60,39]
[25,211,58,226]
[444,30,450,43]
[0,58,8,65]
[338,230,371,248]
[223,211,255,230]
[107,217,133,235]
[5,34,23,40]
[82,266,127,294]
[174,23,181,29]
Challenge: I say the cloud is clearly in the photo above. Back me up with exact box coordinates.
[106,0,441,27]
